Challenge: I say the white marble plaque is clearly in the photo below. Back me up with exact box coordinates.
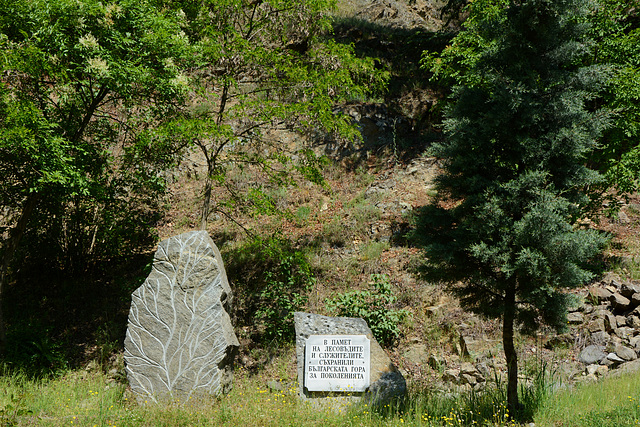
[304,335,370,392]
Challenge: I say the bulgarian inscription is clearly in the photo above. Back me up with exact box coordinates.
[305,335,370,392]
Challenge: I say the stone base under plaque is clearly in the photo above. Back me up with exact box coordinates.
[294,312,406,410]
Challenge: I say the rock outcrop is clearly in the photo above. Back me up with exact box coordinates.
[567,273,640,379]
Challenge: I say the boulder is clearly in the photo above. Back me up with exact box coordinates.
[613,343,637,361]
[632,293,640,307]
[578,345,607,365]
[124,231,239,403]
[294,312,406,408]
[610,293,632,311]
[621,282,640,298]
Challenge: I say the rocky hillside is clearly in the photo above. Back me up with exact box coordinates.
[155,0,640,393]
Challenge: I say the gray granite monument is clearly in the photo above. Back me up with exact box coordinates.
[124,231,239,403]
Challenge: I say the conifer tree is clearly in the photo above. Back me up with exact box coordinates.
[418,0,610,415]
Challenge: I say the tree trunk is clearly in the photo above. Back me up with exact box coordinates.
[0,193,40,355]
[200,173,212,231]
[503,285,520,418]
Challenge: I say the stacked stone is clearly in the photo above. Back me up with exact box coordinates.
[573,273,640,379]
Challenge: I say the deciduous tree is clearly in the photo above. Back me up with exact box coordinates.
[156,0,387,229]
[0,0,191,353]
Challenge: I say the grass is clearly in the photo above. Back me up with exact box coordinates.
[2,356,640,426]
[534,368,640,426]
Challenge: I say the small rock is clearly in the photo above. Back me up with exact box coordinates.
[602,272,623,289]
[610,293,632,311]
[403,344,429,365]
[460,373,477,386]
[596,365,609,376]
[614,343,637,361]
[600,357,614,366]
[579,345,607,364]
[582,303,595,315]
[632,293,640,307]
[424,305,443,317]
[588,318,605,333]
[590,287,612,304]
[606,352,626,365]
[621,283,640,298]
[585,364,599,376]
[458,335,472,358]
[428,354,443,370]
[617,210,631,224]
[567,312,584,324]
[443,369,461,384]
[605,285,619,294]
[604,313,618,332]
[627,315,640,329]
[267,380,284,392]
[545,333,573,349]
[591,330,610,344]
[615,326,635,340]
[475,362,491,379]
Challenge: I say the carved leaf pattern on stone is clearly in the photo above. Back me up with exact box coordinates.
[124,231,231,402]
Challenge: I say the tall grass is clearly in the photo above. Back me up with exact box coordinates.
[1,361,639,426]
[534,368,640,426]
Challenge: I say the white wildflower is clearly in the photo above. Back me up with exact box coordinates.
[176,30,189,43]
[105,3,122,16]
[170,73,190,91]
[87,57,109,77]
[163,57,176,71]
[78,33,99,50]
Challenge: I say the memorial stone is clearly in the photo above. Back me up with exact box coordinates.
[124,231,239,403]
[294,312,406,408]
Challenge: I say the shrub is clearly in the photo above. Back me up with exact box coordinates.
[326,274,409,346]
[225,235,315,343]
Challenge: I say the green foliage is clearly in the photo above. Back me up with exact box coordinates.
[225,236,314,343]
[153,0,388,227]
[4,321,67,376]
[419,0,610,339]
[326,274,409,346]
[0,393,32,427]
[419,0,610,414]
[0,0,190,267]
[587,0,640,195]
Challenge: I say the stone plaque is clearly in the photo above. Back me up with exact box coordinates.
[305,335,370,392]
